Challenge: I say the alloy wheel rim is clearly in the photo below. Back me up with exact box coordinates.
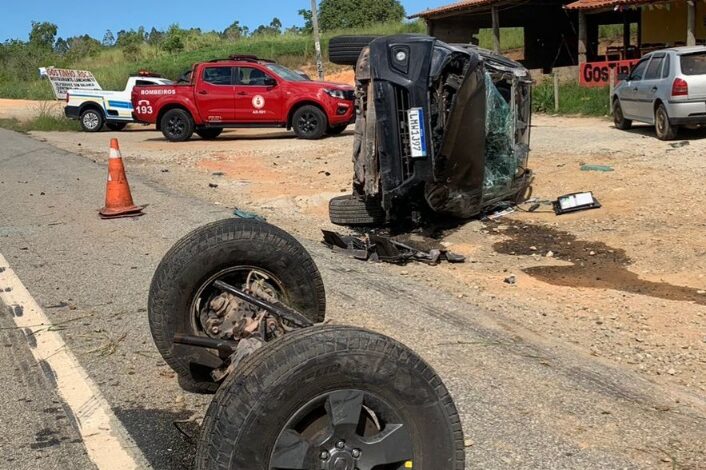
[83,112,99,129]
[168,116,186,137]
[269,389,414,470]
[298,112,318,135]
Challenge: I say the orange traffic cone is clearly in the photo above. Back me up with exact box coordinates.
[99,139,143,219]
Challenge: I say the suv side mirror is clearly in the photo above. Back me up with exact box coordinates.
[264,77,277,87]
[617,71,629,81]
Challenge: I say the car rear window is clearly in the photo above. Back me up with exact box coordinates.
[680,52,706,75]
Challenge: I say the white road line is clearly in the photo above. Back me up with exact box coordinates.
[0,254,145,470]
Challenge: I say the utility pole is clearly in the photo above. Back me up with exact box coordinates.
[311,0,325,81]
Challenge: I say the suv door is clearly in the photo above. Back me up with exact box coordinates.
[234,66,283,122]
[195,66,236,123]
[635,53,666,121]
[620,57,650,118]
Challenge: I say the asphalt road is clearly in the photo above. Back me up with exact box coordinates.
[0,128,705,469]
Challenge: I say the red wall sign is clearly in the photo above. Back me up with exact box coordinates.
[579,59,640,88]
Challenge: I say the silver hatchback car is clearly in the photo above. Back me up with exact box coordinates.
[613,46,706,140]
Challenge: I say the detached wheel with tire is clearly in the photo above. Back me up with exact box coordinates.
[329,195,385,226]
[196,128,223,140]
[292,105,328,140]
[80,108,104,132]
[195,325,465,470]
[655,104,678,140]
[329,35,379,66]
[612,100,632,130]
[161,108,195,142]
[148,218,326,394]
[106,122,128,131]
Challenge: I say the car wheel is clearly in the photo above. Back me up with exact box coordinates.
[327,124,349,136]
[106,122,128,131]
[612,100,632,130]
[196,128,223,140]
[292,105,328,140]
[655,104,678,140]
[80,108,104,132]
[195,325,465,470]
[329,195,385,226]
[329,35,379,66]
[148,218,326,394]
[161,108,194,142]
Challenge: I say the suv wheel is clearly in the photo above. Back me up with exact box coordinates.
[292,105,327,140]
[161,108,194,142]
[80,108,104,132]
[655,104,678,140]
[612,100,632,130]
[329,35,379,66]
[329,195,385,226]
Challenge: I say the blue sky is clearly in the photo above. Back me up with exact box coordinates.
[0,0,450,42]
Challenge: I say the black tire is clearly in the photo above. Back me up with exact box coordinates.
[195,325,465,470]
[655,104,678,140]
[160,108,194,142]
[329,195,385,226]
[327,124,349,136]
[329,35,379,66]
[79,108,104,132]
[106,122,128,131]
[292,105,328,140]
[196,128,223,140]
[612,99,632,130]
[148,218,326,394]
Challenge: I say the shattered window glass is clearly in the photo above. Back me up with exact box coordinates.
[483,72,519,194]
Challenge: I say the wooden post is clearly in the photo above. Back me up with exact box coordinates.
[311,0,325,81]
[687,0,696,47]
[623,13,631,58]
[609,68,615,112]
[554,73,560,113]
[578,11,587,64]
[491,6,501,53]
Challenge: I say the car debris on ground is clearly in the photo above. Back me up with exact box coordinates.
[322,230,465,265]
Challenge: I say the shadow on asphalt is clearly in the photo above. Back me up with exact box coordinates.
[114,407,199,469]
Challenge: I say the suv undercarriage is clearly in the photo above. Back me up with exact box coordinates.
[328,35,533,225]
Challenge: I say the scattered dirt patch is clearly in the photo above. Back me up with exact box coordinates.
[492,221,706,305]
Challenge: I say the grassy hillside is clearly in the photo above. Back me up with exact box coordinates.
[0,22,424,100]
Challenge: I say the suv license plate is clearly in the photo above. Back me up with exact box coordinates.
[407,107,427,158]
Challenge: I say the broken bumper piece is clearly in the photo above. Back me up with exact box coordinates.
[322,230,465,265]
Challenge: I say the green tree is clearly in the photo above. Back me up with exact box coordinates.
[298,9,313,34]
[222,20,245,40]
[252,17,283,36]
[318,0,404,31]
[102,30,115,46]
[161,24,185,53]
[29,21,58,49]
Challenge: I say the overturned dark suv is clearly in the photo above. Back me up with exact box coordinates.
[328,35,533,225]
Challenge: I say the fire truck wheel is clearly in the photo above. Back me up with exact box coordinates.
[161,108,195,142]
[292,105,328,140]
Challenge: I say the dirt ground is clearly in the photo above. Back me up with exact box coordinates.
[15,106,706,396]
[0,99,62,121]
